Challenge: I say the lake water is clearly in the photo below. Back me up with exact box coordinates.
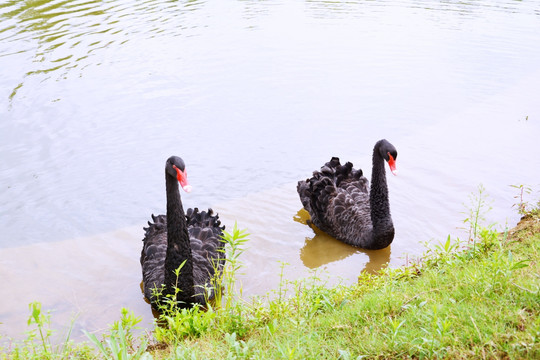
[1,0,539,341]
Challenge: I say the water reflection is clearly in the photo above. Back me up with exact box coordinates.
[294,209,391,273]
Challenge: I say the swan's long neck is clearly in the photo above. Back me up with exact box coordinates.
[368,145,394,249]
[164,171,194,303]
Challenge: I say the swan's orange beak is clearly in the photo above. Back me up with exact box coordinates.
[387,153,397,176]
[173,165,192,193]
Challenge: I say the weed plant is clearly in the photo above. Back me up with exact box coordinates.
[84,308,148,360]
[1,302,94,359]
[511,184,540,216]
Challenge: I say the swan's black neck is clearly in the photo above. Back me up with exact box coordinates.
[368,142,394,249]
[164,171,195,303]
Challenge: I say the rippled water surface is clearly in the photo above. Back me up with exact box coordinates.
[1,0,540,340]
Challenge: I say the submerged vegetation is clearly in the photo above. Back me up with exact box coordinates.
[1,187,539,359]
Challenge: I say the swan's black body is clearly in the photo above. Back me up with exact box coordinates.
[297,139,397,250]
[140,156,225,309]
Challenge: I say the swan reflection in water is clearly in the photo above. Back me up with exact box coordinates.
[294,209,391,274]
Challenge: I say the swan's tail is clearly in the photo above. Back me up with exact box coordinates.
[143,214,167,239]
[186,208,227,291]
[186,207,226,253]
[186,208,224,232]
[297,157,367,233]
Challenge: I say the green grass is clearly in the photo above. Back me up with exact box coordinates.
[2,190,539,359]
[148,209,539,360]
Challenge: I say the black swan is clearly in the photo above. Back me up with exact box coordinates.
[297,139,398,250]
[140,156,225,309]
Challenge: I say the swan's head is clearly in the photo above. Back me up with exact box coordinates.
[377,139,398,176]
[166,156,192,193]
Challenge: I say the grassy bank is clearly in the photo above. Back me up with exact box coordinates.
[1,198,539,359]
[147,210,539,359]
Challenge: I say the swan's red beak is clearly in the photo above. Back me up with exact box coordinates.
[173,165,192,193]
[387,153,397,176]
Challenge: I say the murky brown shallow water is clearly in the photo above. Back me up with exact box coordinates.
[1,0,540,341]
